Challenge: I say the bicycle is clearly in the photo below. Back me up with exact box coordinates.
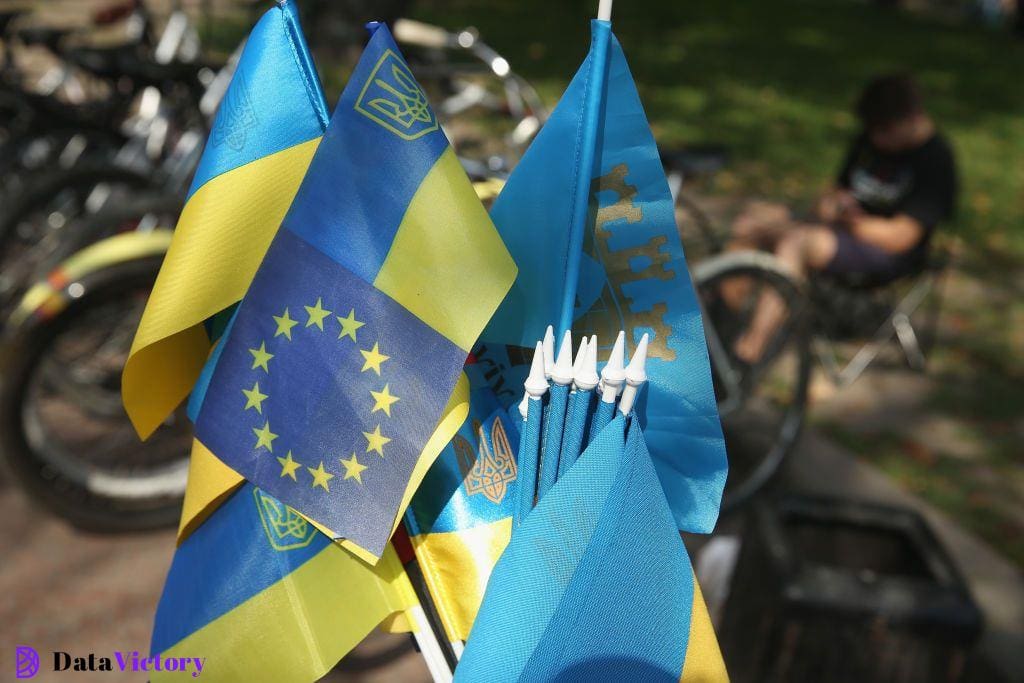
[0,15,545,532]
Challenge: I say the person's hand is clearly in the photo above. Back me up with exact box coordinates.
[835,191,865,224]
[816,190,843,223]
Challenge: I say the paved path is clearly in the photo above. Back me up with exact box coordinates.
[0,470,430,682]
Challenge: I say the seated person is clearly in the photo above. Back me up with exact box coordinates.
[729,73,957,363]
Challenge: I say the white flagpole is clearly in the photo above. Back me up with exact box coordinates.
[597,0,614,21]
[410,604,454,682]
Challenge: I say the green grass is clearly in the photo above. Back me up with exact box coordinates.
[411,0,1024,261]
[407,0,1024,565]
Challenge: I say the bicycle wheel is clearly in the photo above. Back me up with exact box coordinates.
[0,163,154,319]
[693,250,812,513]
[675,191,725,262]
[0,255,189,531]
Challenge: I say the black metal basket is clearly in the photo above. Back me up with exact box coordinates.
[719,495,983,683]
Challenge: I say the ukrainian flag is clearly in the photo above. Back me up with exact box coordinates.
[121,0,330,534]
[456,416,727,682]
[405,361,520,641]
[150,482,418,682]
[189,23,515,563]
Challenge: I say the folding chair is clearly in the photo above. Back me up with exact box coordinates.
[809,247,950,387]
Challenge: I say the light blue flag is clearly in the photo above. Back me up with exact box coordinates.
[479,20,726,532]
[456,415,726,681]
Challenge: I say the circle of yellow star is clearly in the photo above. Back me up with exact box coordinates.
[336,308,365,342]
[304,297,332,331]
[273,308,299,340]
[370,384,400,417]
[277,451,301,481]
[363,424,392,457]
[242,381,268,414]
[249,342,274,372]
[340,453,368,484]
[252,421,278,452]
[307,461,335,491]
[360,342,390,375]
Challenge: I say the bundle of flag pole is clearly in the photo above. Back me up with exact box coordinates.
[458,330,726,681]
[125,0,730,680]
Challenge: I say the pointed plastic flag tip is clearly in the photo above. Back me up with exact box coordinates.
[576,334,600,391]
[551,330,574,385]
[524,341,549,398]
[542,325,555,379]
[571,336,588,380]
[625,333,649,386]
[601,330,626,386]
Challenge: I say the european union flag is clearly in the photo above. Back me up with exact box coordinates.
[191,24,516,561]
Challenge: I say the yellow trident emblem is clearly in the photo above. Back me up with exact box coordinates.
[456,416,517,505]
[354,50,439,140]
[253,488,317,551]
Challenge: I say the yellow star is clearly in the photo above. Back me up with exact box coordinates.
[304,297,332,331]
[363,424,391,457]
[360,342,390,375]
[273,308,299,340]
[242,381,268,414]
[370,384,400,417]
[249,342,273,372]
[336,308,365,342]
[277,451,301,481]
[252,421,278,452]
[340,453,368,484]
[307,461,335,491]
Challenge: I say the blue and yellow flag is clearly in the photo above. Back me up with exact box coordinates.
[404,361,520,641]
[189,23,516,562]
[479,21,727,533]
[123,0,329,440]
[456,416,727,682]
[150,482,418,682]
[121,1,330,538]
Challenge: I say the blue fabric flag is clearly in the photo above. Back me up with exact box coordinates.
[403,363,521,640]
[479,21,726,533]
[456,415,726,681]
[191,24,516,561]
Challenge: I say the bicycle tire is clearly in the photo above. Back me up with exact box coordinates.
[675,191,725,259]
[0,162,156,317]
[0,255,188,532]
[693,250,812,513]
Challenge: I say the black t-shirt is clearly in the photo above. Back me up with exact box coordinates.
[837,132,957,242]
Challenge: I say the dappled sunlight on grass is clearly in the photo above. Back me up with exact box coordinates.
[412,0,1024,257]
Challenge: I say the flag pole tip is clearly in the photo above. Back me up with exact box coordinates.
[542,325,555,379]
[524,341,549,398]
[572,336,589,379]
[601,330,627,385]
[552,330,575,385]
[625,333,649,386]
[576,334,600,391]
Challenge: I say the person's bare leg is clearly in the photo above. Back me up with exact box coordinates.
[730,200,793,250]
[721,201,793,309]
[734,226,837,364]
